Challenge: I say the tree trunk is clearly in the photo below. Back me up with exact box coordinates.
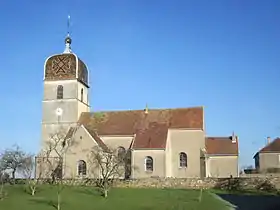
[12,170,16,184]
[57,192,61,210]
[31,187,36,196]
[104,189,108,198]
[103,180,109,198]
[198,189,203,203]
[51,173,55,185]
[0,181,3,200]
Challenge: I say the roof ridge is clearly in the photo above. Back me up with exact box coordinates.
[254,138,280,157]
[152,106,203,110]
[91,109,142,113]
[206,136,231,139]
[89,106,203,114]
[261,137,280,149]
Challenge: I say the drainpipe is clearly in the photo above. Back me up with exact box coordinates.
[131,134,136,179]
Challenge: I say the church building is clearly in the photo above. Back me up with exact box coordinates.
[40,32,239,179]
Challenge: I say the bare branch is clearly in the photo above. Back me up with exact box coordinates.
[88,145,132,198]
[37,128,77,210]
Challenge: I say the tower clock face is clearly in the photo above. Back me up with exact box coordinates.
[55,107,63,116]
[45,54,76,80]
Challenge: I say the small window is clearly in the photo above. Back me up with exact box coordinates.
[145,156,153,172]
[117,147,126,160]
[179,152,187,168]
[78,160,87,176]
[81,88,84,102]
[57,85,63,99]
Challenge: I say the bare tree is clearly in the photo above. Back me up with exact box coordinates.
[39,128,76,210]
[0,145,29,183]
[89,145,131,198]
[19,154,40,196]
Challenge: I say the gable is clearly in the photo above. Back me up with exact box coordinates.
[259,138,280,153]
[100,136,134,150]
[254,138,280,158]
[65,125,108,151]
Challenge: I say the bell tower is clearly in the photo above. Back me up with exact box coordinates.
[41,17,90,147]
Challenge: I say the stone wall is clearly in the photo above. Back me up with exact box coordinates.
[61,175,280,190]
[113,178,216,189]
[113,177,280,190]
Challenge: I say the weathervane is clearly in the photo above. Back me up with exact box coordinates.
[145,103,149,114]
[64,15,72,53]
[67,15,71,37]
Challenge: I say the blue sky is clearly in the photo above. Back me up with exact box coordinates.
[0,0,280,167]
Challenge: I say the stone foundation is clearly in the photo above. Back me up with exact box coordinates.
[113,178,216,189]
[60,174,280,190]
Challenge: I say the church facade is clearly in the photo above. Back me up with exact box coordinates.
[40,34,239,179]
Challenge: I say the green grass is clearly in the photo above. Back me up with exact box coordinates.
[0,185,228,210]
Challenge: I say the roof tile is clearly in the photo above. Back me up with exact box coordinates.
[78,107,203,136]
[133,122,168,149]
[259,138,280,153]
[206,137,238,155]
[78,107,203,149]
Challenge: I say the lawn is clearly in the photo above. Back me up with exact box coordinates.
[0,185,229,210]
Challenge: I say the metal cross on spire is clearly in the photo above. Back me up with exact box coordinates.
[67,15,71,37]
[64,15,72,53]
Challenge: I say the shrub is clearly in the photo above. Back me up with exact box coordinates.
[255,179,277,192]
[15,179,26,185]
[214,178,243,191]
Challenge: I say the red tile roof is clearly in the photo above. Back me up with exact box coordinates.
[67,108,238,153]
[133,122,168,149]
[85,127,109,151]
[258,138,280,153]
[206,137,239,155]
[77,107,203,149]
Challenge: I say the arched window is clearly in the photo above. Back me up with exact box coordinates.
[179,152,187,168]
[145,156,153,172]
[81,88,84,102]
[78,160,87,176]
[57,85,63,99]
[117,147,126,160]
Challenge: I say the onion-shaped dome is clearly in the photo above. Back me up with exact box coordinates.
[43,35,89,87]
